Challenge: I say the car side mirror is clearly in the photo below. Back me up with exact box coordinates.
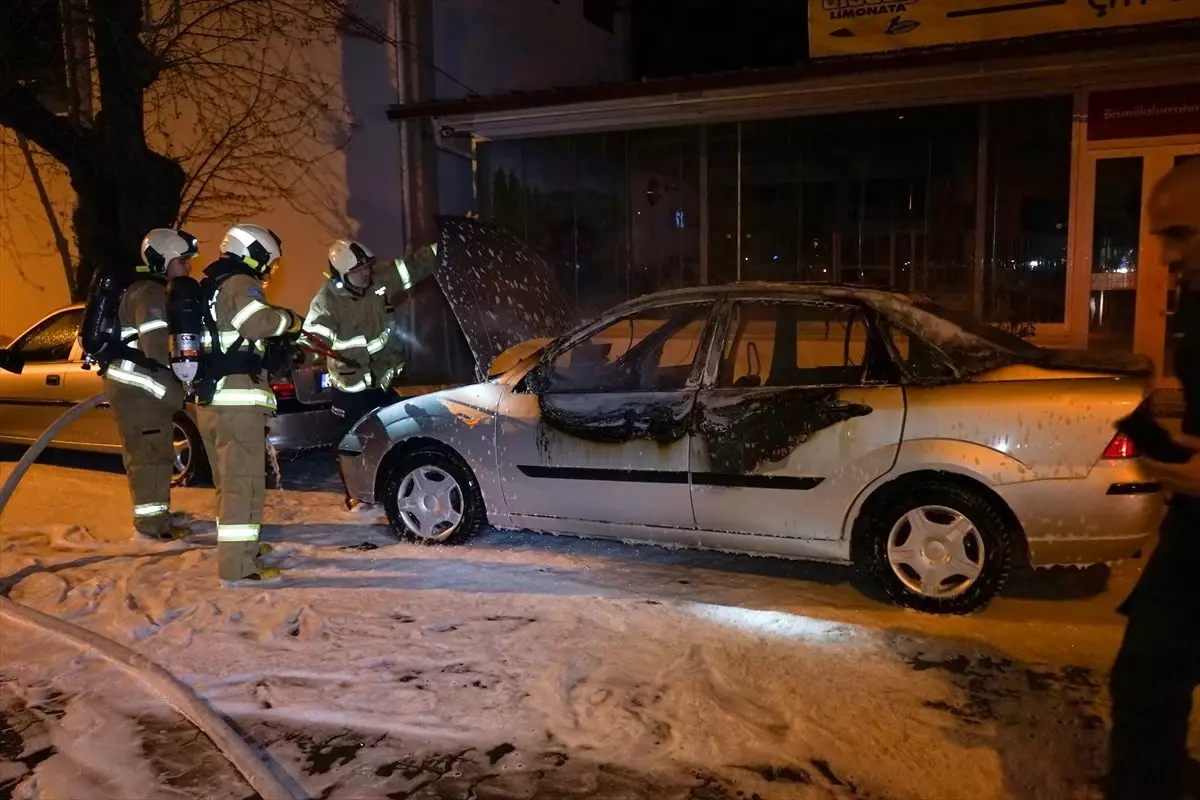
[0,347,24,375]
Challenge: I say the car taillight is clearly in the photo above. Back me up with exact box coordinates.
[1102,432,1138,459]
[270,380,296,400]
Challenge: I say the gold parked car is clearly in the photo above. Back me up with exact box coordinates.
[0,304,343,485]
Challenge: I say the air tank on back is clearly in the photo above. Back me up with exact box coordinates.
[166,276,205,387]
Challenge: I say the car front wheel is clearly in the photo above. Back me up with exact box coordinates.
[382,448,484,545]
[856,480,1014,614]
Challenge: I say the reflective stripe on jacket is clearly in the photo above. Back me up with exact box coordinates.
[302,259,412,394]
[105,279,177,401]
[200,272,291,410]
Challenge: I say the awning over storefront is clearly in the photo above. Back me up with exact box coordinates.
[387,22,1200,140]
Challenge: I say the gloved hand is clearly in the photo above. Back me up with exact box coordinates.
[262,336,301,376]
[284,309,303,335]
[381,362,404,393]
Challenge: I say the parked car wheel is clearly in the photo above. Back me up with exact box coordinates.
[856,479,1014,614]
[171,416,209,487]
[382,447,484,545]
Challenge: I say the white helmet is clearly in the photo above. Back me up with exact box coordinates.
[328,239,377,295]
[141,228,198,274]
[328,239,376,276]
[221,223,283,274]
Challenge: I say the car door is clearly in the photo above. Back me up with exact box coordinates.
[690,297,906,540]
[495,299,719,531]
[0,308,86,444]
[53,338,119,449]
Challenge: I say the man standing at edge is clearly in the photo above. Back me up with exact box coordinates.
[1109,157,1200,799]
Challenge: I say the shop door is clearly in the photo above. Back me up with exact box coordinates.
[1074,145,1200,385]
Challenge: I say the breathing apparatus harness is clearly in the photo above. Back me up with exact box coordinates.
[79,264,170,377]
[189,258,270,404]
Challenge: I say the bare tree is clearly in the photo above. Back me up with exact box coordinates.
[0,0,353,299]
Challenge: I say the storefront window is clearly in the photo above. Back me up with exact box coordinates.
[479,129,698,317]
[983,97,1073,329]
[478,97,1072,331]
[708,106,977,309]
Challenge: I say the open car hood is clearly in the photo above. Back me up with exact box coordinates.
[431,216,577,381]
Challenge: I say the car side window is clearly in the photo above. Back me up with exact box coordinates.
[878,318,956,381]
[11,309,83,363]
[542,302,713,393]
[718,301,870,388]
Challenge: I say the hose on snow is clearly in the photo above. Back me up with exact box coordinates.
[0,598,304,800]
[0,394,305,799]
[0,392,106,519]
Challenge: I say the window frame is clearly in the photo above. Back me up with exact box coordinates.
[528,299,723,395]
[871,312,960,385]
[10,308,84,364]
[701,296,901,391]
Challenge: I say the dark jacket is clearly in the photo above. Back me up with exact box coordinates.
[1121,289,1200,614]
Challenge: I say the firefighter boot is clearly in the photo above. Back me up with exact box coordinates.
[136,522,192,542]
[218,541,281,584]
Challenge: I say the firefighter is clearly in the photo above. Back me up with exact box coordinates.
[302,239,430,424]
[194,223,302,583]
[104,228,198,540]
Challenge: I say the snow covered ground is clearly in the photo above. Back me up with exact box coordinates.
[0,449,1188,799]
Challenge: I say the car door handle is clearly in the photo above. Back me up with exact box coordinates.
[46,375,61,386]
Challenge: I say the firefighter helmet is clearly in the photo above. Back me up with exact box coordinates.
[141,228,199,275]
[221,223,283,274]
[327,239,377,295]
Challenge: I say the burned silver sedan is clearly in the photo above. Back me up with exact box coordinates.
[338,218,1163,614]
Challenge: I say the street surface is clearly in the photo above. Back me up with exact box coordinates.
[0,447,1188,800]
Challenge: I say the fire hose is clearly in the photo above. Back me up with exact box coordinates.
[0,394,303,800]
[297,336,359,369]
[0,392,106,517]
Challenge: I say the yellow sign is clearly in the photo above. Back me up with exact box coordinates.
[809,0,1200,58]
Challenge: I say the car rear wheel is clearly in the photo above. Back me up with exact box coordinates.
[382,448,484,545]
[171,416,209,487]
[856,480,1014,614]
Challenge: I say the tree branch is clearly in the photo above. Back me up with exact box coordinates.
[0,83,86,168]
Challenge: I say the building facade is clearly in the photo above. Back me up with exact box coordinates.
[397,15,1200,389]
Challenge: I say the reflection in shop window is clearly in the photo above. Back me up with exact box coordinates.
[1089,157,1144,353]
[708,107,978,310]
[478,98,1072,334]
[984,97,1072,329]
[479,130,699,318]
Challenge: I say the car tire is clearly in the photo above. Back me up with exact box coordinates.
[855,479,1014,615]
[171,415,209,487]
[382,447,484,546]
